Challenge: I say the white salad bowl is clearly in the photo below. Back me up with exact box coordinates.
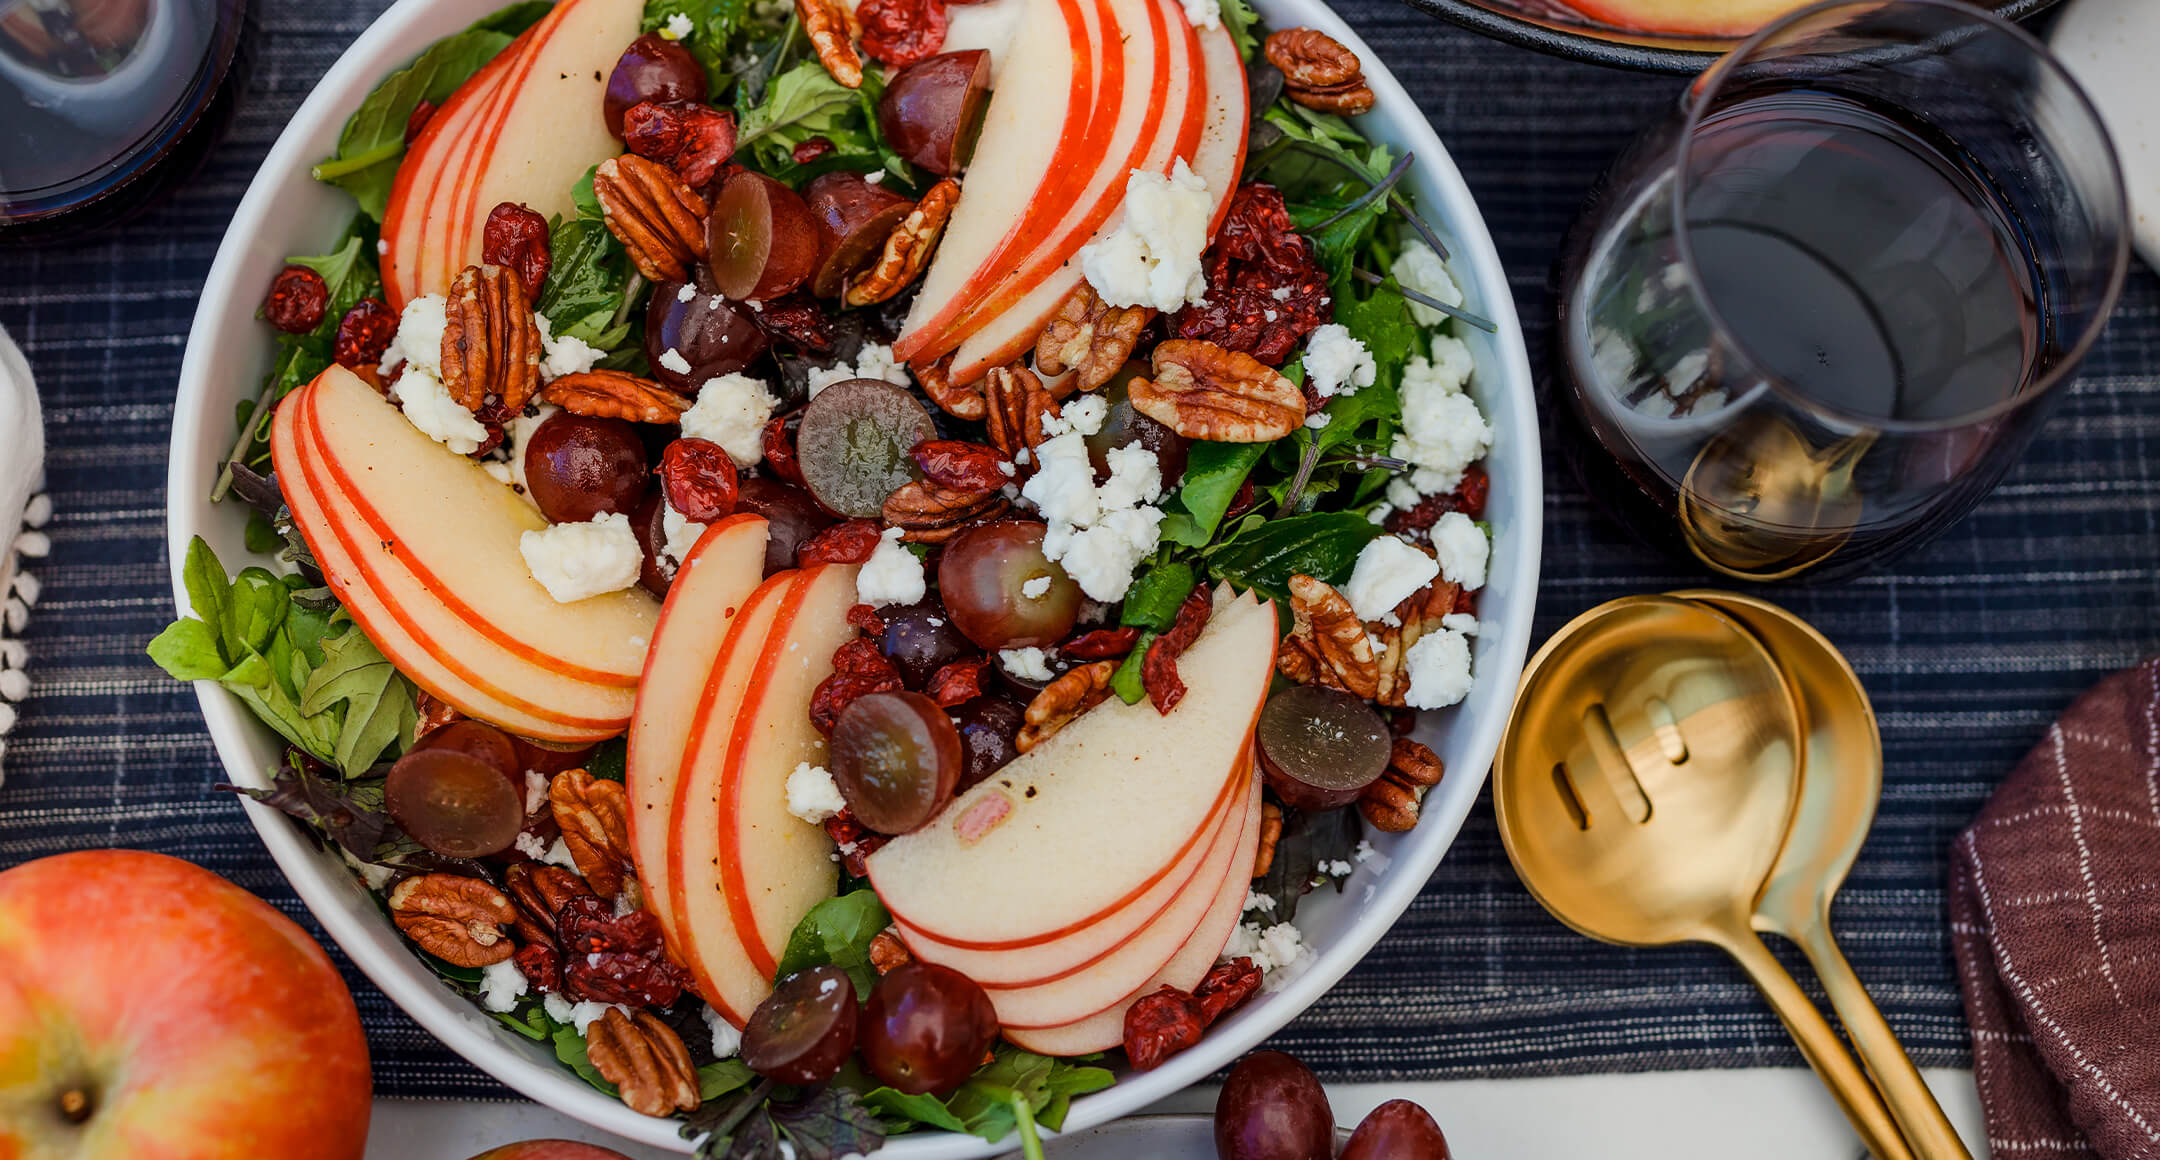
[168,0,1541,1150]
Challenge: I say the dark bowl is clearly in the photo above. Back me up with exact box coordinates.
[1399,0,2062,73]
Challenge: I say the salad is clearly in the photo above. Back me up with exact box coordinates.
[154,0,1499,1149]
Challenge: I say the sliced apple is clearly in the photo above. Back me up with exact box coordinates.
[988,759,1258,1029]
[381,30,523,309]
[665,572,796,1019]
[889,735,1245,986]
[270,370,635,741]
[867,588,1274,948]
[890,0,1094,363]
[1190,19,1251,235]
[1565,0,1802,37]
[299,365,657,686]
[627,514,771,952]
[1002,756,1265,1055]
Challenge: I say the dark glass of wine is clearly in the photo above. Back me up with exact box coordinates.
[1550,0,2128,582]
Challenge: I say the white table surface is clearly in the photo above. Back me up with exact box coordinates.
[362,1067,1988,1158]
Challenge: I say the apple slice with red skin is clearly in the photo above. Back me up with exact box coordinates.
[626,512,771,952]
[296,365,657,686]
[1564,0,1804,37]
[888,729,1248,985]
[1002,753,1266,1055]
[271,368,637,740]
[382,29,523,309]
[867,588,1273,948]
[983,757,1257,1029]
[892,0,1097,363]
[877,50,992,177]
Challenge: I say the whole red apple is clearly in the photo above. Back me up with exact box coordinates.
[0,850,371,1158]
[467,1143,640,1160]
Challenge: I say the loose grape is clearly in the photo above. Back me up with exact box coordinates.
[523,413,650,525]
[410,719,520,782]
[644,275,770,389]
[950,695,1023,791]
[937,520,1082,650]
[876,600,973,688]
[385,748,527,859]
[740,965,858,1085]
[603,34,707,136]
[830,691,962,835]
[735,478,838,577]
[1084,369,1188,486]
[1255,685,1393,811]
[1341,1100,1451,1160]
[1214,1051,1336,1160]
[859,963,1000,1095]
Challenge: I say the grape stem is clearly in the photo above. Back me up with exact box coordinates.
[311,140,404,182]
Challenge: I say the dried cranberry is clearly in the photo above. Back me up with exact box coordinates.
[1193,956,1262,1025]
[847,603,889,637]
[482,202,552,302]
[556,896,689,1007]
[797,518,885,567]
[911,439,1008,493]
[333,298,398,371]
[751,292,836,353]
[264,265,328,334]
[823,808,890,878]
[1221,478,1259,525]
[1170,183,1332,365]
[658,437,739,522]
[1123,986,1205,1071]
[763,409,806,487]
[925,656,991,708]
[793,136,836,165]
[405,98,438,145]
[1384,464,1489,535]
[858,0,949,66]
[1061,626,1140,660]
[1140,586,1212,714]
[512,942,564,994]
[622,100,738,190]
[810,639,905,734]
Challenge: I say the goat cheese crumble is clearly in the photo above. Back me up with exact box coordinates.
[1022,432,1165,602]
[785,762,848,825]
[680,372,777,468]
[1403,627,1473,709]
[1391,240,1465,328]
[662,501,707,567]
[1342,535,1439,624]
[1302,323,1376,399]
[703,1005,743,1058]
[520,512,643,602]
[536,314,604,380]
[1181,0,1220,27]
[1040,393,1108,438]
[1391,334,1491,495]
[479,958,529,1012]
[806,342,910,396]
[1430,510,1488,591]
[661,11,693,38]
[1079,160,1214,313]
[1022,575,1052,600]
[998,647,1056,682]
[381,294,448,378]
[856,527,927,607]
[395,366,490,455]
[1224,920,1314,992]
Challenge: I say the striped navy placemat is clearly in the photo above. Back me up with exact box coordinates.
[2,0,2156,1097]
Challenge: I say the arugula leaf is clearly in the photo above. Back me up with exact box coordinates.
[941,1047,1114,1142]
[313,25,519,218]
[302,625,419,778]
[737,62,872,175]
[1109,634,1154,706]
[220,751,388,863]
[1204,512,1382,603]
[858,1086,969,1133]
[773,889,891,997]
[471,1,553,34]
[1162,442,1267,548]
[584,735,630,781]
[536,215,636,350]
[1118,560,1197,632]
[1216,0,1263,61]
[699,1059,759,1100]
[644,0,755,91]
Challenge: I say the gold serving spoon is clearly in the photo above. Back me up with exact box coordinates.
[1678,591,1972,1160]
[1494,595,1914,1160]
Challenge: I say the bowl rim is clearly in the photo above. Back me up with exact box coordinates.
[165,0,1541,1152]
[1396,0,2062,74]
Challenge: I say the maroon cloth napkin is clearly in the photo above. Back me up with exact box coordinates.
[1949,658,2160,1159]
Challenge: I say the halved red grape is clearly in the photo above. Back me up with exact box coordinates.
[795,378,937,518]
[509,733,600,776]
[706,171,821,301]
[1256,685,1392,811]
[804,171,914,298]
[876,600,974,687]
[385,748,526,858]
[1341,1100,1452,1160]
[645,274,771,388]
[411,719,519,782]
[604,33,708,136]
[627,489,676,597]
[1085,370,1189,486]
[735,477,838,576]
[859,962,1000,1095]
[950,695,1023,791]
[937,520,1082,650]
[741,965,859,1085]
[523,412,650,524]
[1215,1051,1336,1160]
[830,691,961,835]
[876,50,991,176]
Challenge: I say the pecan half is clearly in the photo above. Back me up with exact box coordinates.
[441,264,542,416]
[594,154,709,283]
[1035,282,1153,394]
[916,352,982,421]
[1359,737,1442,832]
[1266,28,1375,115]
[1131,340,1303,443]
[883,479,1010,543]
[1277,574,1379,700]
[550,769,633,899]
[504,862,594,946]
[1016,660,1116,753]
[1253,800,1284,878]
[388,874,518,967]
[585,1007,701,1117]
[869,927,913,975]
[983,362,1060,457]
[796,0,863,87]
[846,178,958,307]
[541,370,693,424]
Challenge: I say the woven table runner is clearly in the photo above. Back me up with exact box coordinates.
[2,0,2156,1098]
